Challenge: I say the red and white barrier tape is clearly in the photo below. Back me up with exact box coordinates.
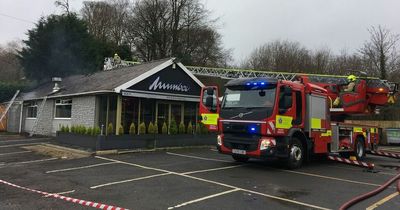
[327,156,374,169]
[0,179,129,210]
[370,150,400,159]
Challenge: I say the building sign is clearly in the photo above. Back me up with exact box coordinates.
[148,76,190,92]
[127,64,201,96]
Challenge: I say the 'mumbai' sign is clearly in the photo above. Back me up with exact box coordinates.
[148,76,190,92]
[127,64,201,96]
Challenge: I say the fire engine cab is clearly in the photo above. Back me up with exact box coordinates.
[199,74,397,169]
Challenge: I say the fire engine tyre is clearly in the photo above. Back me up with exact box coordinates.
[232,155,249,163]
[353,138,366,160]
[286,137,304,169]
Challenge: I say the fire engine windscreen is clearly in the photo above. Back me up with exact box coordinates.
[222,88,276,109]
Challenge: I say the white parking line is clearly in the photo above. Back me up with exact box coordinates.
[0,138,51,144]
[210,148,218,152]
[168,189,240,209]
[182,165,244,175]
[166,152,383,188]
[46,162,117,174]
[0,142,46,148]
[0,151,32,156]
[166,152,231,163]
[90,172,172,189]
[95,156,330,210]
[91,165,244,190]
[43,190,75,197]
[4,158,58,165]
[278,169,382,187]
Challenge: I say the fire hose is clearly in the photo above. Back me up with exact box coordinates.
[339,170,400,210]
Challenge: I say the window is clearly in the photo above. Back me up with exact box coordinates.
[55,99,72,118]
[294,91,302,125]
[27,101,37,118]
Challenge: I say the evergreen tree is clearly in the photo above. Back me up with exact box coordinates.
[19,14,105,82]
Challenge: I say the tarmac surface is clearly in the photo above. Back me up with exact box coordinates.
[0,134,399,210]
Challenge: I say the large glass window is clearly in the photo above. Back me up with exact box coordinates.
[122,97,139,134]
[184,102,197,126]
[55,99,72,118]
[98,95,117,134]
[26,101,37,118]
[140,99,155,129]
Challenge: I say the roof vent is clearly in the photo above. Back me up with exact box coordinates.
[52,77,62,92]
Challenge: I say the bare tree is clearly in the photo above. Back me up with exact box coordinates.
[55,0,70,15]
[0,41,24,82]
[327,49,363,76]
[311,48,332,74]
[81,0,129,45]
[359,25,400,79]
[245,40,312,73]
[81,1,113,42]
[125,0,229,65]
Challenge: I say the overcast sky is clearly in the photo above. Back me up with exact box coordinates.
[1,0,400,64]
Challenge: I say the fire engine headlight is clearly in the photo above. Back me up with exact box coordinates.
[260,138,276,150]
[217,135,222,146]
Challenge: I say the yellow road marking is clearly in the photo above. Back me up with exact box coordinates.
[366,192,399,210]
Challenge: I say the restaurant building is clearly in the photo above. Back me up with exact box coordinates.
[6,58,208,136]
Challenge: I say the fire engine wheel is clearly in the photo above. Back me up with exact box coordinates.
[286,137,304,169]
[353,138,366,160]
[232,155,249,163]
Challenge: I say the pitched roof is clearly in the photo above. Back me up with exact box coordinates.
[19,58,171,101]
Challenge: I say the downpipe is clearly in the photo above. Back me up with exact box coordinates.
[339,169,400,210]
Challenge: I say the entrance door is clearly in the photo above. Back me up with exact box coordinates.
[171,104,183,125]
[157,103,169,133]
[156,101,184,133]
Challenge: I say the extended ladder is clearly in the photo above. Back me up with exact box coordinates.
[186,66,301,80]
[185,66,381,81]
[29,96,48,137]
[0,90,20,129]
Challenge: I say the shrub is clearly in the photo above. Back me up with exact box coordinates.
[153,122,159,134]
[195,123,201,134]
[118,124,124,135]
[138,122,146,134]
[169,117,178,135]
[162,122,168,134]
[71,125,76,133]
[107,123,113,135]
[201,123,209,134]
[80,125,87,134]
[94,126,101,135]
[86,127,93,135]
[65,125,70,132]
[178,121,185,134]
[147,121,155,134]
[129,123,136,135]
[59,125,65,132]
[187,121,193,134]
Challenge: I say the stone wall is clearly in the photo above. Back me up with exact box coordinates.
[71,96,96,128]
[34,99,55,135]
